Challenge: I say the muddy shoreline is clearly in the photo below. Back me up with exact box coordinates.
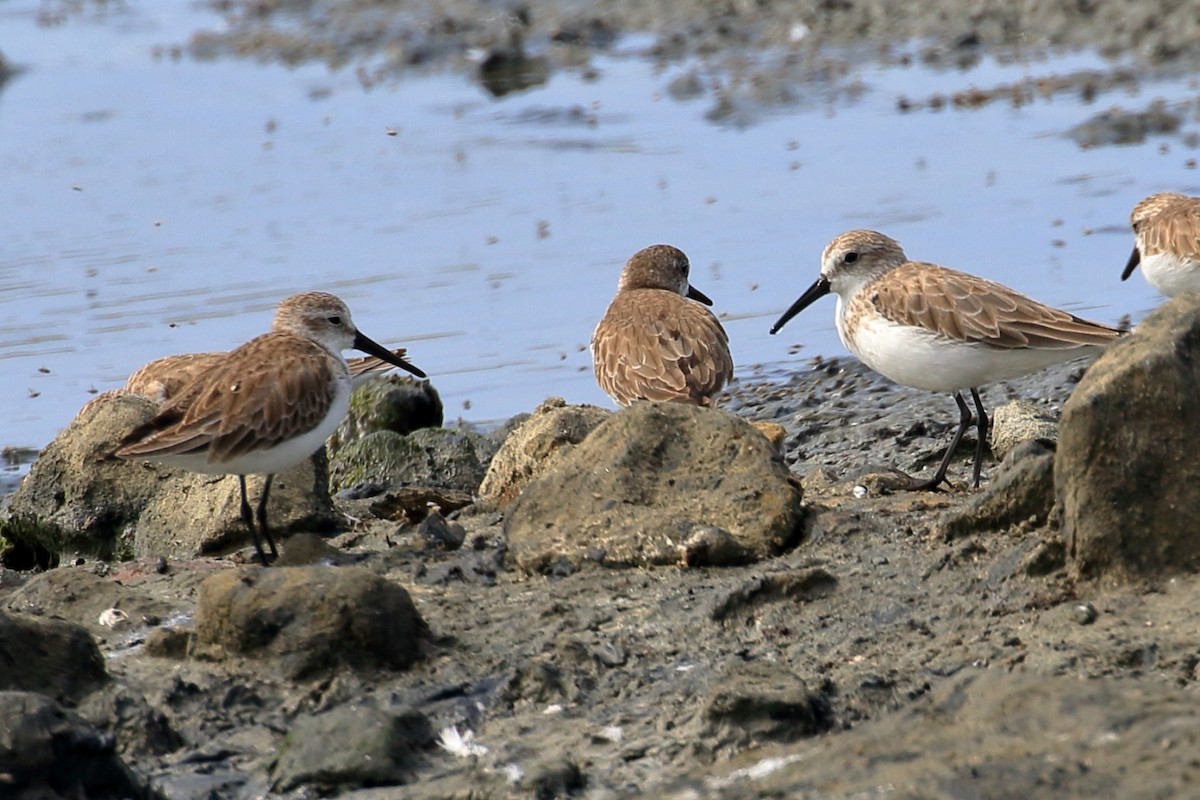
[4,2,1200,798]
[6,352,1198,798]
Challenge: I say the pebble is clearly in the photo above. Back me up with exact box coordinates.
[1073,603,1099,625]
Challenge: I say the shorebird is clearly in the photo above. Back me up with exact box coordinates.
[115,292,425,565]
[1122,192,1200,297]
[770,229,1122,490]
[592,244,733,407]
[82,347,411,415]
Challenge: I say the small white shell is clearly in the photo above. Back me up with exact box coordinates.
[98,608,129,627]
[437,726,488,758]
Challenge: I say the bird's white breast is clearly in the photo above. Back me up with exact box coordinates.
[1140,251,1200,298]
[836,297,1102,392]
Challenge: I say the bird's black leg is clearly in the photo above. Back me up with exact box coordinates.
[239,475,270,567]
[907,391,972,492]
[969,388,989,488]
[256,474,279,561]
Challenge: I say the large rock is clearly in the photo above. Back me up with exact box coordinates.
[0,610,108,705]
[505,403,805,572]
[329,427,496,495]
[478,397,612,510]
[4,394,339,562]
[193,565,425,678]
[1057,296,1200,581]
[0,691,151,800]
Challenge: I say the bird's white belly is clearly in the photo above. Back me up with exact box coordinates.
[1141,251,1200,297]
[838,307,1101,392]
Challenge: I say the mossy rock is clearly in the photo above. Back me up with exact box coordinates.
[329,428,497,494]
[328,377,443,457]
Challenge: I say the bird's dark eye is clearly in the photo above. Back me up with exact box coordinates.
[328,316,343,325]
[844,252,859,264]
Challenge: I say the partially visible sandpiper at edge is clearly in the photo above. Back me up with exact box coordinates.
[1123,191,1200,298]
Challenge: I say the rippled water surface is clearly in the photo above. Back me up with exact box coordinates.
[0,0,1196,459]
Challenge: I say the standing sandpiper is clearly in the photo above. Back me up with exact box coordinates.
[82,347,413,415]
[115,292,425,565]
[1122,192,1200,297]
[770,229,1122,490]
[592,244,734,407]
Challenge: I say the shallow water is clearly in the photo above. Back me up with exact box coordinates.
[0,0,1194,461]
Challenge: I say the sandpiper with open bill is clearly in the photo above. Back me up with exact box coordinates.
[770,229,1122,490]
[115,291,425,565]
[592,244,733,407]
[1122,192,1200,297]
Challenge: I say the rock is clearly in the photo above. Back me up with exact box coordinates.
[1057,296,1200,580]
[749,420,788,450]
[365,487,475,523]
[77,683,183,758]
[142,626,191,659]
[1073,602,1098,625]
[521,758,586,799]
[0,691,150,800]
[4,566,180,637]
[193,565,425,678]
[672,670,1200,798]
[701,660,834,751]
[4,394,338,562]
[274,532,358,566]
[4,395,163,561]
[505,403,804,572]
[328,376,444,456]
[132,457,336,561]
[477,398,612,510]
[477,47,549,98]
[328,427,496,495]
[0,610,107,704]
[676,525,755,567]
[935,440,1055,540]
[272,702,432,792]
[419,509,466,551]
[988,399,1058,462]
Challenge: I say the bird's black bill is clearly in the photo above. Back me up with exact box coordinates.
[686,284,714,306]
[353,331,427,378]
[1120,246,1141,281]
[770,275,831,334]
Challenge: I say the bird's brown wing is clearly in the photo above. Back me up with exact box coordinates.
[346,348,409,379]
[125,352,224,402]
[116,332,339,465]
[592,292,733,406]
[870,262,1122,350]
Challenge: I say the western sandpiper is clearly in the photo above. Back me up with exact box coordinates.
[770,229,1122,490]
[592,244,734,407]
[1122,192,1200,297]
[115,292,425,565]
